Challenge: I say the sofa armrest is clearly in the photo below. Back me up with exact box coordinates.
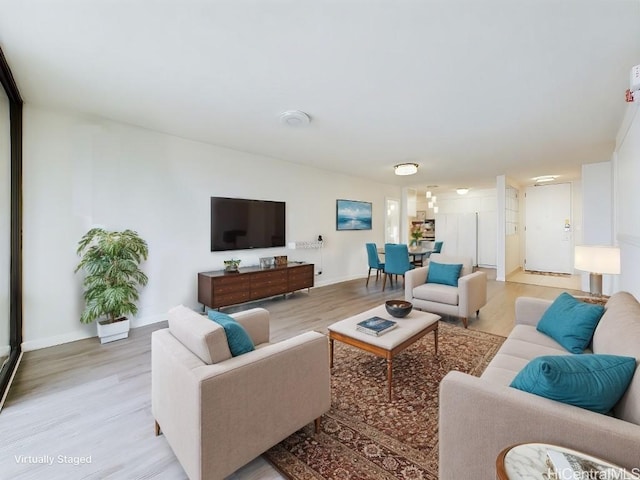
[439,371,640,480]
[405,266,429,302]
[231,307,270,345]
[515,296,552,327]
[457,271,487,317]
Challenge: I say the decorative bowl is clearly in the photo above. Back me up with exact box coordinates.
[385,300,413,318]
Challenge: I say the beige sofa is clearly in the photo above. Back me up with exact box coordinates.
[152,305,331,480]
[439,291,640,479]
[405,253,487,328]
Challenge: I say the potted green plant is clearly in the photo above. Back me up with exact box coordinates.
[75,228,149,343]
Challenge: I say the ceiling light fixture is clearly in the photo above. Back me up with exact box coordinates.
[279,110,311,127]
[533,175,557,183]
[394,163,419,176]
[456,188,469,195]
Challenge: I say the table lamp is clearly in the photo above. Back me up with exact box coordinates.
[574,245,620,296]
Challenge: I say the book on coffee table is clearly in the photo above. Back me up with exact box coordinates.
[356,317,397,336]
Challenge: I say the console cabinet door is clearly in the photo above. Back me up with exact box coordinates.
[288,264,314,291]
[211,276,251,308]
[250,270,288,300]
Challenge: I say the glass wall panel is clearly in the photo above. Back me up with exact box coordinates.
[0,85,9,372]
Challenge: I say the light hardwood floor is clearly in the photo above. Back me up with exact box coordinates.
[0,271,583,479]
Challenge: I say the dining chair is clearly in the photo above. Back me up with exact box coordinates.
[383,244,414,291]
[433,241,443,254]
[365,243,385,287]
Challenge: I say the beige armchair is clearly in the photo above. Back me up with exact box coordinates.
[404,253,487,328]
[152,305,331,480]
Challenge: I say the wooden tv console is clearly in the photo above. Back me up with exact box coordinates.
[198,263,314,309]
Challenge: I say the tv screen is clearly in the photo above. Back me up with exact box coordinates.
[210,197,286,251]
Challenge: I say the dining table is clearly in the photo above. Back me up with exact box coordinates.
[407,246,433,266]
[377,245,433,267]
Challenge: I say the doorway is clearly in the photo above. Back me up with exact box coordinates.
[385,198,400,244]
[524,183,573,274]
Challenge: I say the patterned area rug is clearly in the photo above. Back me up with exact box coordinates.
[264,322,505,480]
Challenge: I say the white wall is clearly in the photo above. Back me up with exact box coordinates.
[580,162,615,294]
[582,162,612,244]
[614,105,640,299]
[22,106,401,350]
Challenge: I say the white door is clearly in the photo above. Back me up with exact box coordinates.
[385,198,400,244]
[525,183,572,273]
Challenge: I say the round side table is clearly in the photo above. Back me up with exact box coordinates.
[496,443,639,480]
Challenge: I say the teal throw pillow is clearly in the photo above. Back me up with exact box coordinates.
[207,311,255,356]
[426,261,463,287]
[510,354,636,414]
[536,292,605,354]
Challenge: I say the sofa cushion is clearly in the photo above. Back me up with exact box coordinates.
[427,261,463,287]
[412,283,459,306]
[510,354,637,414]
[481,325,571,385]
[168,305,232,364]
[537,292,605,354]
[592,292,640,424]
[208,311,255,357]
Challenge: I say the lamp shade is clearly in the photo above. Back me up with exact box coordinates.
[574,246,620,274]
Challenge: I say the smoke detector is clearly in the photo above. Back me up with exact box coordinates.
[279,110,311,127]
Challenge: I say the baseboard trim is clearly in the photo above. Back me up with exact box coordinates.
[21,314,168,352]
[22,330,95,352]
[131,314,166,328]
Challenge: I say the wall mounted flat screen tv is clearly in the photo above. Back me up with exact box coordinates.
[211,197,286,251]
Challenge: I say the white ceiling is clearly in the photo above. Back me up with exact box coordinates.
[1,0,639,193]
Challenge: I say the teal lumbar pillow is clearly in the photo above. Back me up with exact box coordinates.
[426,261,463,287]
[536,292,605,353]
[207,311,255,356]
[510,354,636,414]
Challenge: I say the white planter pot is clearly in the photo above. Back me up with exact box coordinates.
[97,318,130,344]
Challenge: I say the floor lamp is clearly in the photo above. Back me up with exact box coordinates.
[574,245,620,297]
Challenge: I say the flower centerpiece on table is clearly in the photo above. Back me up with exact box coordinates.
[410,224,423,246]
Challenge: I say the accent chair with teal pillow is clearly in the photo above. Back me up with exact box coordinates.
[404,253,487,329]
[536,292,605,353]
[208,310,255,356]
[510,354,637,414]
[426,261,463,287]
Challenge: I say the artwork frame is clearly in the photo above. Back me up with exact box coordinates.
[416,210,427,221]
[336,199,372,231]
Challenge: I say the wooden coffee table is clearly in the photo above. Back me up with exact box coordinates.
[328,304,440,401]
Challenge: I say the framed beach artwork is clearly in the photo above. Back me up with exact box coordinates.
[336,199,372,231]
